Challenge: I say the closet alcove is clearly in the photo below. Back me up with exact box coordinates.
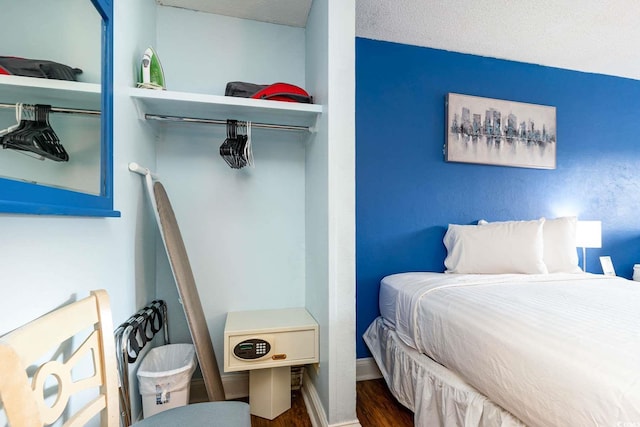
[126,0,356,424]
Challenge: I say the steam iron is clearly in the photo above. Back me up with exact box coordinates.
[137,47,165,90]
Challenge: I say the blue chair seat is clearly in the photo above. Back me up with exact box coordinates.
[133,401,251,427]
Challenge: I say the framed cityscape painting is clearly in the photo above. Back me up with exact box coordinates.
[445,93,556,169]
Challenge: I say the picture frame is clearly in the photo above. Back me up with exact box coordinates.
[445,93,556,169]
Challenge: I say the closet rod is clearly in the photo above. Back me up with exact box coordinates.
[0,103,100,116]
[145,113,310,132]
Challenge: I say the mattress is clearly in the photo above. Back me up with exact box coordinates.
[364,316,524,427]
[378,272,640,427]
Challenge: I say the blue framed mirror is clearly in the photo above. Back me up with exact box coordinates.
[0,0,118,217]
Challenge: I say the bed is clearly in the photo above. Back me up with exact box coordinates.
[363,217,640,426]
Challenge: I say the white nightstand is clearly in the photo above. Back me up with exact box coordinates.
[224,308,319,420]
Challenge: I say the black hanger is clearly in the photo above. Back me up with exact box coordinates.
[35,104,69,161]
[220,119,249,169]
[1,104,69,162]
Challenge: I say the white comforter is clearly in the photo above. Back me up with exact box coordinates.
[381,272,640,427]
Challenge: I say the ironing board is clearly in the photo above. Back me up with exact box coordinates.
[129,163,225,402]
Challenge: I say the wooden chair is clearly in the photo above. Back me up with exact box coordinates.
[0,290,250,427]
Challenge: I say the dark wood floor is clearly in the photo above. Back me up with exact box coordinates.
[356,379,413,427]
[249,379,413,427]
[248,389,311,427]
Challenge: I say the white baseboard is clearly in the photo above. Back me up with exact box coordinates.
[302,369,328,427]
[355,357,382,381]
[302,370,362,427]
[189,373,249,402]
[221,372,249,399]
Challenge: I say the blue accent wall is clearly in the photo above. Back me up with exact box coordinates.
[356,37,640,358]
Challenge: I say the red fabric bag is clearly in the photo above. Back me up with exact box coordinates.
[225,81,313,103]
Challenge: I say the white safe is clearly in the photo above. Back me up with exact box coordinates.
[223,307,319,420]
[224,307,319,372]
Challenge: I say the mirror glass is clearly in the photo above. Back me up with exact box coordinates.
[0,0,102,195]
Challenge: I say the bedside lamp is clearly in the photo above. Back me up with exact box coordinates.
[576,220,602,272]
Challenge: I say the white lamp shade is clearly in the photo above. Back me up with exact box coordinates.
[576,220,602,248]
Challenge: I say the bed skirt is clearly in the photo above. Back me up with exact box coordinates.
[363,317,525,427]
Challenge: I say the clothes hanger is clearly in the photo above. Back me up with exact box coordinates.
[219,119,234,167]
[234,122,248,168]
[220,119,244,169]
[1,104,68,161]
[244,121,254,167]
[219,120,257,169]
[0,104,46,161]
[34,104,69,161]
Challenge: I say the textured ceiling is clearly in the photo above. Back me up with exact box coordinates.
[156,0,312,27]
[356,0,640,81]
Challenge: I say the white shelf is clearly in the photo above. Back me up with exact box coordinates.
[0,75,101,111]
[129,87,322,130]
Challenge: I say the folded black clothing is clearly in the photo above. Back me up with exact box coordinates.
[0,56,82,81]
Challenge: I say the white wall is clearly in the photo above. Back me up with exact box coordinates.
[0,0,156,340]
[112,0,160,419]
[155,7,307,94]
[0,0,157,424]
[304,0,331,417]
[112,0,159,326]
[325,0,357,420]
[305,0,357,425]
[356,0,640,81]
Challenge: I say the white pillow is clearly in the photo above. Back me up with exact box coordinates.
[479,216,581,273]
[444,219,548,274]
[541,216,581,273]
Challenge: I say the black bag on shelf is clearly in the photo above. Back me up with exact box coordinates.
[225,82,267,98]
[0,56,82,81]
[225,81,313,103]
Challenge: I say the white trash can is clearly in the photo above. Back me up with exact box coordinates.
[137,343,197,418]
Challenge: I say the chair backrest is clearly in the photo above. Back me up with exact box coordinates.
[0,290,120,427]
